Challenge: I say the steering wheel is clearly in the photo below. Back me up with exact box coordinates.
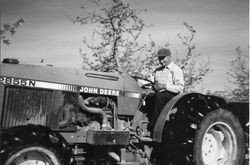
[132,76,155,89]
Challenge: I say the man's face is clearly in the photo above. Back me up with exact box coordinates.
[159,56,171,66]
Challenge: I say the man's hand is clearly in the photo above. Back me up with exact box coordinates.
[154,82,166,91]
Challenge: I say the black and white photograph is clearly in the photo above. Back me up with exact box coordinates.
[0,0,249,164]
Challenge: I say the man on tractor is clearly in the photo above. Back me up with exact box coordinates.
[149,48,184,130]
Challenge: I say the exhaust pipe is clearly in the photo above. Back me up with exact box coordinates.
[78,95,108,129]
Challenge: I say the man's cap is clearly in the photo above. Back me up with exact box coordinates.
[158,48,171,57]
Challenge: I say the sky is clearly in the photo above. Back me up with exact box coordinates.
[0,0,249,92]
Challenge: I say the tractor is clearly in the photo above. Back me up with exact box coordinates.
[0,60,246,165]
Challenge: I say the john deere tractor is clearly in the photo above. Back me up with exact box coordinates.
[0,60,246,165]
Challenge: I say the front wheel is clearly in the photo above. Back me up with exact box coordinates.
[4,146,61,165]
[1,125,74,165]
[194,109,245,165]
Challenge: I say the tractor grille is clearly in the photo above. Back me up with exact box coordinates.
[1,86,64,130]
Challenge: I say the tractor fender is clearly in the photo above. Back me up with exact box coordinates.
[1,124,75,165]
[152,92,228,143]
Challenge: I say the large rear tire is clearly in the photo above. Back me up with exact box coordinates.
[160,108,245,165]
[194,109,245,165]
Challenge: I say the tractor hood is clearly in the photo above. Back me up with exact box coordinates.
[0,63,143,95]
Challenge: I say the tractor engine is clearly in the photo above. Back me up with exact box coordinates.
[59,95,126,131]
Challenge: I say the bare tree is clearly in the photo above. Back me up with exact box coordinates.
[0,18,24,46]
[177,22,211,92]
[73,0,148,74]
[226,46,249,102]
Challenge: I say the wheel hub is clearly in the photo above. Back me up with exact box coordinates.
[15,151,49,165]
[201,122,237,165]
[202,133,219,161]
[5,147,60,165]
